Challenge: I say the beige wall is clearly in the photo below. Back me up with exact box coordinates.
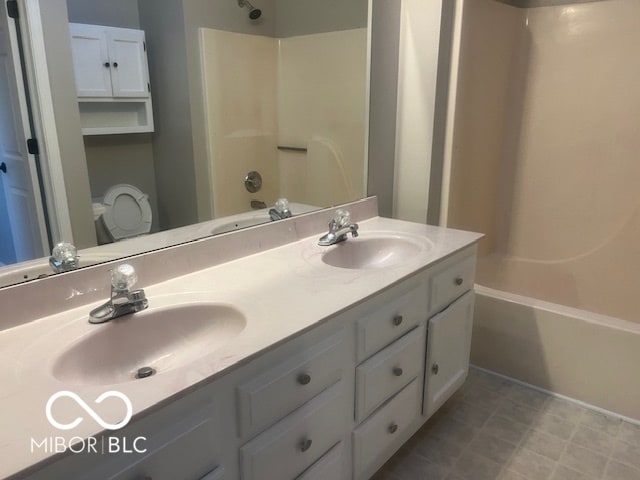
[201,28,367,216]
[277,29,367,207]
[448,0,640,323]
[200,29,279,217]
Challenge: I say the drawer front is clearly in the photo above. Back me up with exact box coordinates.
[78,409,218,480]
[353,380,421,480]
[357,282,427,361]
[296,442,344,480]
[428,249,476,315]
[355,325,425,423]
[238,331,345,437]
[240,381,347,480]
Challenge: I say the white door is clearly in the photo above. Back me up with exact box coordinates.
[423,290,475,418]
[0,6,47,263]
[69,23,112,97]
[107,28,149,98]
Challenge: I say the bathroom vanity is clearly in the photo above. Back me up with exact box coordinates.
[0,198,481,480]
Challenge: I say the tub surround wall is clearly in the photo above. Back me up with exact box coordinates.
[447,0,640,422]
[201,28,367,216]
[448,0,640,323]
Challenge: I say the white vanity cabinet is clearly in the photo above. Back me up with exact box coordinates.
[69,23,154,134]
[423,250,476,418]
[24,390,226,480]
[21,243,478,480]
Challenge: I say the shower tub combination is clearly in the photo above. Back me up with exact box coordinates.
[444,0,640,420]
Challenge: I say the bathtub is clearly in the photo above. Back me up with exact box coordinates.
[471,284,640,421]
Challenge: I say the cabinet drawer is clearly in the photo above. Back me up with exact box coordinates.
[356,281,427,361]
[428,249,476,315]
[353,380,421,480]
[237,331,345,437]
[296,442,344,480]
[355,325,425,423]
[80,408,219,480]
[240,381,347,480]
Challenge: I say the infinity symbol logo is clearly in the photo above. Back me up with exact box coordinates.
[45,391,133,431]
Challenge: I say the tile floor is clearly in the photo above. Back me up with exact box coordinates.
[373,367,640,480]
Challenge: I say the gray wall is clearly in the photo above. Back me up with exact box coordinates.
[84,135,159,232]
[138,0,200,229]
[66,0,160,231]
[40,0,97,248]
[275,0,368,37]
[367,0,401,218]
[66,0,140,28]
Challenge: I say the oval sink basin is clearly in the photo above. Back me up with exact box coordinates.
[321,235,429,270]
[52,303,246,385]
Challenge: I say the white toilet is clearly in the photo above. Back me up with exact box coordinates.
[92,184,152,243]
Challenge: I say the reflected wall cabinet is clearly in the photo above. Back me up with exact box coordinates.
[69,23,154,135]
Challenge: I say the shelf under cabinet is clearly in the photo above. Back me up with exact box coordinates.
[78,98,154,135]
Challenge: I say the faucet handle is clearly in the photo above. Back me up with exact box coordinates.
[111,264,138,292]
[49,242,79,273]
[331,209,351,229]
[274,198,291,216]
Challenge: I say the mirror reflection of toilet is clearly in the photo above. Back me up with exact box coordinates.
[92,184,152,244]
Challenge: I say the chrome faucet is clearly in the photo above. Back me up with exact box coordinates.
[49,242,79,273]
[318,209,359,246]
[89,264,149,324]
[269,198,292,221]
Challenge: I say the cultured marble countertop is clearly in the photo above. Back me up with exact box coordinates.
[0,214,481,479]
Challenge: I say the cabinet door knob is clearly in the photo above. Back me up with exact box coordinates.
[300,438,312,452]
[392,314,403,326]
[113,61,119,68]
[0,162,6,174]
[432,363,439,375]
[392,366,403,377]
[455,277,463,286]
[104,62,110,67]
[388,423,398,434]
[298,373,311,385]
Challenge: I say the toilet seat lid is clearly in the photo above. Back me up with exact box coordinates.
[102,184,152,240]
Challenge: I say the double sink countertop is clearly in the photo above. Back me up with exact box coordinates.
[0,198,482,479]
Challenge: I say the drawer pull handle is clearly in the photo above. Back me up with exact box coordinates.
[300,438,313,452]
[455,277,464,286]
[432,363,439,375]
[388,423,398,434]
[393,366,403,377]
[298,373,311,385]
[392,314,403,326]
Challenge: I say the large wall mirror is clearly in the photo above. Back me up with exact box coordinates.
[0,0,370,288]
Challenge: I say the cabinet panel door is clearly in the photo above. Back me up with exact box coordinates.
[424,290,474,418]
[69,23,112,97]
[107,29,149,97]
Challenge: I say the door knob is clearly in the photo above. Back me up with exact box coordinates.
[0,162,6,174]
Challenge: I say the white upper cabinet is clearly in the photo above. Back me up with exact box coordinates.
[70,23,149,98]
[69,23,154,134]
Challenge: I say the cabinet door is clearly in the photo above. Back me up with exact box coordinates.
[69,23,112,97]
[423,290,474,418]
[107,28,150,97]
